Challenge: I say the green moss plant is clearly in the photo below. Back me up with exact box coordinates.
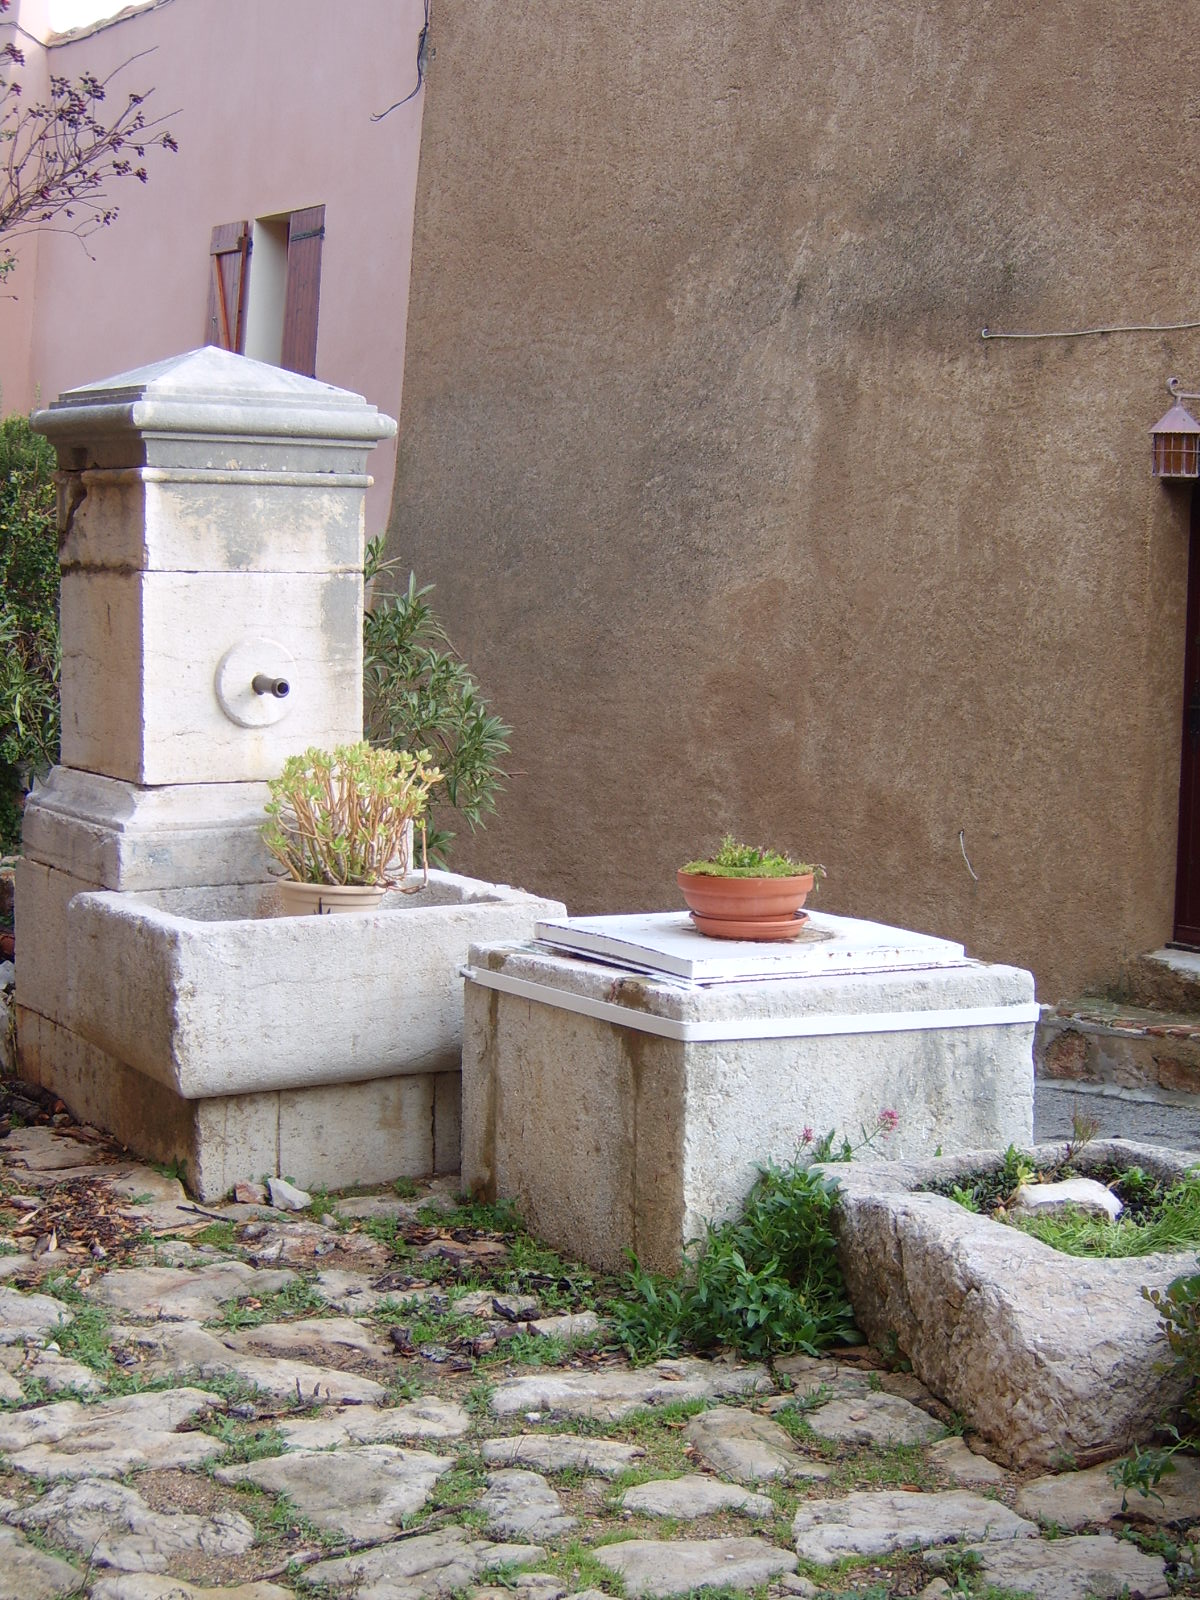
[680,835,823,881]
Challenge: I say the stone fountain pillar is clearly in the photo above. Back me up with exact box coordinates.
[15,347,564,1196]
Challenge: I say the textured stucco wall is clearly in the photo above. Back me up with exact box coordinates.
[389,0,1200,999]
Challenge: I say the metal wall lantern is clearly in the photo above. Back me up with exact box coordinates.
[1151,379,1200,478]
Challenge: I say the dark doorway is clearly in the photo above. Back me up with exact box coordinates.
[1175,488,1200,943]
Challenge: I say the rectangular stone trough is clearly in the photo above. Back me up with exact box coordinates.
[462,911,1038,1273]
[831,1139,1199,1469]
[39,871,565,1199]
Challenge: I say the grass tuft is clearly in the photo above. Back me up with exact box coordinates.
[211,1278,328,1330]
[1012,1170,1200,1258]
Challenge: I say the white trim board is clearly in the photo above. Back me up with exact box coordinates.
[462,965,1040,1043]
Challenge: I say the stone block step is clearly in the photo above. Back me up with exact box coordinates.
[1036,994,1200,1098]
[1119,945,1200,1012]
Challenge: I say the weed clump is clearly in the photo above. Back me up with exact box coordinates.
[1112,1261,1200,1506]
[611,1121,897,1362]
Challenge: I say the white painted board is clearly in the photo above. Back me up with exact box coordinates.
[533,910,969,984]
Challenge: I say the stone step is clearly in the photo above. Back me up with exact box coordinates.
[1036,993,1200,1098]
[1119,945,1200,1011]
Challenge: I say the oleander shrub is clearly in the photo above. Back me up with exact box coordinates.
[363,537,510,864]
[0,415,59,851]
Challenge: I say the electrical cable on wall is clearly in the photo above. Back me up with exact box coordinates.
[373,0,431,120]
[982,317,1200,342]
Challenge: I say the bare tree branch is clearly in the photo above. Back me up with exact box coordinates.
[0,2,179,273]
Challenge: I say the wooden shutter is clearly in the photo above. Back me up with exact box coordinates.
[205,221,250,352]
[280,204,325,377]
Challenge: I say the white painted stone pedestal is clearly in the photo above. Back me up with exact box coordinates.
[16,349,562,1197]
[462,911,1038,1272]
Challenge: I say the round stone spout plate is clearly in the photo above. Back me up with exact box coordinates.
[689,909,811,941]
[215,637,295,727]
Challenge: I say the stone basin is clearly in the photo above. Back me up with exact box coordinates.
[16,870,569,1199]
[831,1139,1199,1468]
[67,870,564,1099]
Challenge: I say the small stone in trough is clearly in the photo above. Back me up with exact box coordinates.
[1011,1178,1122,1221]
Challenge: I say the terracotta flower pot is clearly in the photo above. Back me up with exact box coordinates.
[277,881,388,917]
[677,868,815,941]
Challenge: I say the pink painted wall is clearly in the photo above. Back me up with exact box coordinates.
[0,0,426,533]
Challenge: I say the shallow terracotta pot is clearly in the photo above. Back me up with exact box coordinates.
[277,880,388,917]
[676,868,814,940]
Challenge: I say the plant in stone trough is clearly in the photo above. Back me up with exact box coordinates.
[611,1119,897,1362]
[262,740,441,888]
[931,1145,1200,1261]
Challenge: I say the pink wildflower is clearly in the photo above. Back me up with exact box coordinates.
[877,1108,899,1133]
[800,1126,814,1145]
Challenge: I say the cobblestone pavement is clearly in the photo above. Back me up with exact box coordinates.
[0,1097,1197,1600]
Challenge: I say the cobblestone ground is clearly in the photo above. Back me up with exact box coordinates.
[0,1090,1197,1600]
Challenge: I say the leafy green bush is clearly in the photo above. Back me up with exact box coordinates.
[363,538,510,865]
[611,1118,902,1362]
[0,415,59,851]
[611,1153,860,1362]
[1145,1264,1200,1439]
[1112,1261,1200,1506]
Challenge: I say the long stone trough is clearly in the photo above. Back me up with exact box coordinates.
[831,1139,1199,1468]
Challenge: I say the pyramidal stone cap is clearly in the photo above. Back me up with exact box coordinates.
[32,346,397,474]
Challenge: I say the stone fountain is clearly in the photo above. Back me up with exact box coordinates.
[14,348,562,1198]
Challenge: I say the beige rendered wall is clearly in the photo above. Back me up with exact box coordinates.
[1,0,427,533]
[388,0,1199,1001]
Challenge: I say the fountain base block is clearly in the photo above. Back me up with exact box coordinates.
[462,913,1038,1272]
